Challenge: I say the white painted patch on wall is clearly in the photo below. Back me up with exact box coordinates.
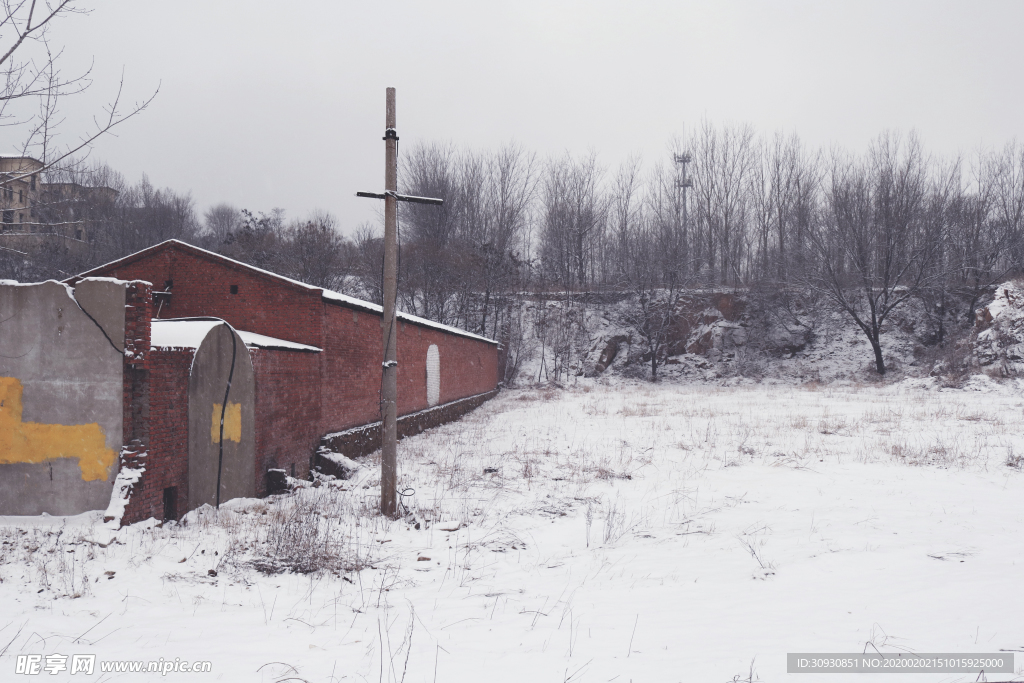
[426,344,440,407]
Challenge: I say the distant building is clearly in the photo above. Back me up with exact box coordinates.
[0,154,118,253]
[0,154,43,228]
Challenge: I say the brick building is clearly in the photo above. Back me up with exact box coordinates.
[11,239,500,523]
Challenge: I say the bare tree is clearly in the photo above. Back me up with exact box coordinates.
[477,143,536,339]
[400,142,465,324]
[690,121,755,285]
[613,157,699,380]
[748,133,814,284]
[1,1,157,184]
[217,207,283,271]
[202,203,241,243]
[538,151,605,289]
[280,210,353,291]
[807,133,935,374]
[352,222,384,304]
[989,141,1024,277]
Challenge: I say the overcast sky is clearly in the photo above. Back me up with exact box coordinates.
[40,0,1024,235]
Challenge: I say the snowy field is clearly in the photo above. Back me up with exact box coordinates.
[2,379,1023,682]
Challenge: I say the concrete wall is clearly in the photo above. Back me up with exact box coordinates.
[187,323,256,510]
[0,278,126,515]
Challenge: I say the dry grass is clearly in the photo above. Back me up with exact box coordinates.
[0,526,98,598]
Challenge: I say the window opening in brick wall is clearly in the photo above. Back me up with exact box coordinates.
[230,285,238,294]
[426,344,440,407]
[290,463,295,477]
[163,487,178,521]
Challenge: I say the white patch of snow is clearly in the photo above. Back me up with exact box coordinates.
[237,330,321,352]
[102,463,145,529]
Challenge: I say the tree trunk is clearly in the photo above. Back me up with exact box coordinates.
[870,336,886,374]
[480,285,491,336]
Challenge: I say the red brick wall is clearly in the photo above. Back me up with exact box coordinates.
[122,347,193,524]
[250,347,322,493]
[95,247,324,348]
[395,320,499,413]
[318,302,499,433]
[123,280,152,367]
[319,303,382,431]
[122,281,152,451]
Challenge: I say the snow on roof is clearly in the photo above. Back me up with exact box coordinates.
[79,276,129,285]
[393,307,496,344]
[73,239,498,345]
[320,288,382,312]
[237,330,321,353]
[150,319,321,352]
[0,154,43,167]
[150,319,222,349]
[319,290,497,344]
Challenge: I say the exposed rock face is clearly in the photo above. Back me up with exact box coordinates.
[594,335,629,374]
[975,280,1024,375]
[765,323,811,355]
[708,292,744,321]
[684,299,749,357]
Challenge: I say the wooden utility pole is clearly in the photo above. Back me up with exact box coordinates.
[380,87,399,518]
[356,88,442,519]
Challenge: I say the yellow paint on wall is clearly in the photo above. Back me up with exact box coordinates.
[0,377,116,482]
[211,402,242,443]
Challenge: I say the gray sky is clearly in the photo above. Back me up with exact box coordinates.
[44,0,1024,234]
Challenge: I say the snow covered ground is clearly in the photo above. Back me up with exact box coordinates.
[2,379,1024,682]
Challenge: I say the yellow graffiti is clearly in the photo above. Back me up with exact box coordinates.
[211,402,242,443]
[0,377,116,482]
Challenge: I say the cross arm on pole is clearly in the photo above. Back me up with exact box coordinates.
[355,191,444,206]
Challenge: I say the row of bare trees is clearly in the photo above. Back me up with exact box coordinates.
[395,128,1024,375]
[532,128,1022,296]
